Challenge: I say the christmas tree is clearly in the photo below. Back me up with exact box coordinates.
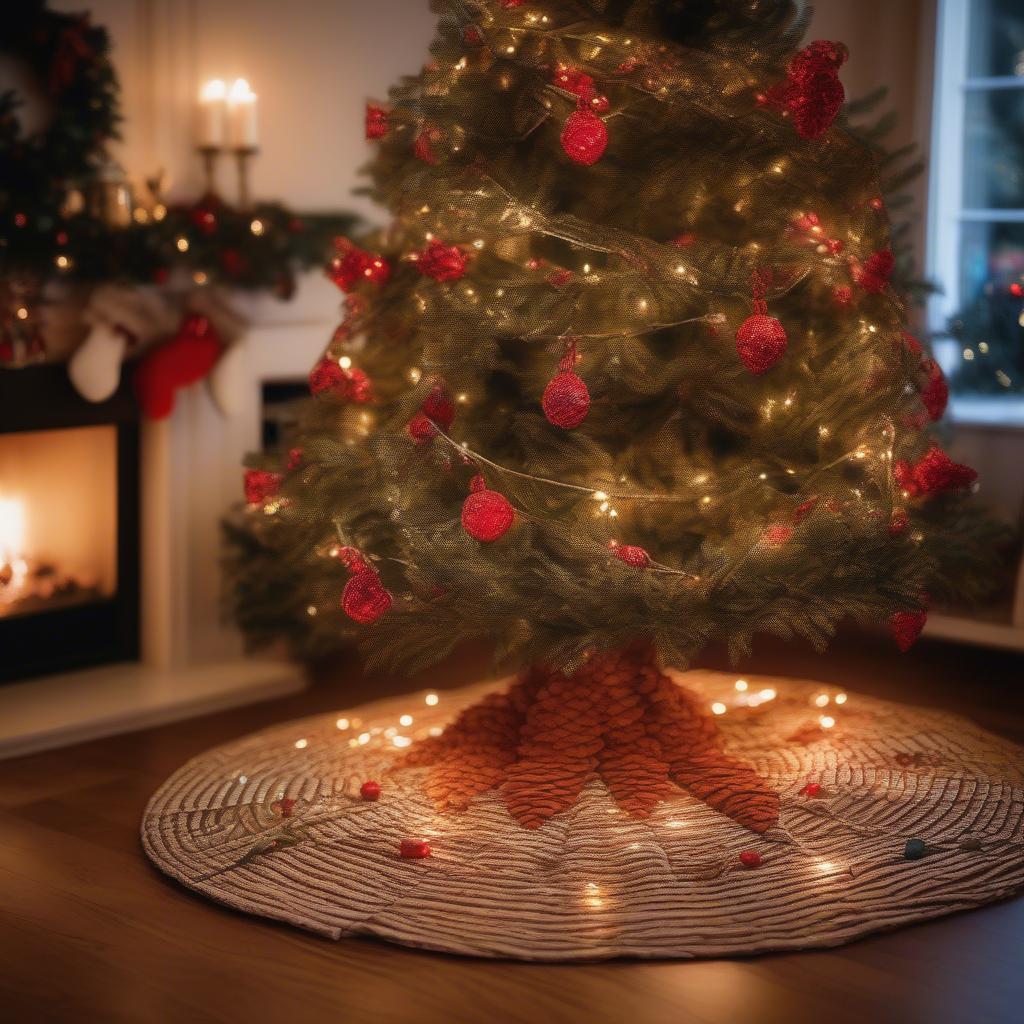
[226,0,1002,831]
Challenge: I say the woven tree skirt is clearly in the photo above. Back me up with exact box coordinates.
[142,670,1024,960]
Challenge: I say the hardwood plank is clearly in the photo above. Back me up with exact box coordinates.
[0,632,1022,1024]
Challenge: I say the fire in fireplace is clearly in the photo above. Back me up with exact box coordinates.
[0,365,139,683]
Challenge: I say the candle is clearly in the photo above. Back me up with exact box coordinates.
[227,78,259,149]
[197,79,227,148]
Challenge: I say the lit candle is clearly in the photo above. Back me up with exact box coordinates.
[197,79,227,148]
[227,78,259,149]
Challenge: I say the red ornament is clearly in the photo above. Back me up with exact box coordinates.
[673,232,697,247]
[365,103,389,140]
[901,330,924,356]
[736,271,787,374]
[561,109,608,166]
[613,544,650,568]
[423,385,456,430]
[762,524,794,548]
[546,268,573,288]
[415,241,468,282]
[287,447,303,470]
[793,496,819,523]
[463,25,484,46]
[898,447,977,498]
[244,469,282,505]
[832,285,853,307]
[542,339,589,429]
[739,850,763,869]
[799,782,822,797]
[327,242,390,291]
[133,314,222,420]
[408,412,437,444]
[193,206,217,235]
[399,839,431,859]
[414,129,439,164]
[553,65,596,102]
[342,569,392,625]
[360,780,382,801]
[277,797,296,818]
[888,508,910,536]
[462,475,515,542]
[854,248,894,293]
[309,358,373,403]
[590,94,610,113]
[764,40,848,140]
[890,608,927,652]
[920,359,948,421]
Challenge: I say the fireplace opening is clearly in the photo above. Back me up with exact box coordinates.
[0,365,139,683]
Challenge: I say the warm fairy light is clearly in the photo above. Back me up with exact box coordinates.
[399,714,414,727]
[425,693,439,706]
[176,236,190,252]
[817,860,836,873]
[735,679,748,691]
[15,307,28,320]
[815,694,830,707]
[583,882,605,909]
[392,735,412,748]
[711,701,727,715]
[428,726,444,737]
[408,367,422,383]
[592,491,609,502]
[357,732,371,745]
[306,605,318,616]
[55,254,71,269]
[336,717,350,730]
[339,356,353,370]
[819,715,836,729]
[759,688,776,701]
[250,218,264,235]
[978,341,989,354]
[834,693,847,705]
[294,738,308,749]
[963,348,975,361]
[996,370,1012,387]
[193,271,208,285]
[238,775,248,784]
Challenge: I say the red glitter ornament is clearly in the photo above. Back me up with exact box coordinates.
[854,247,894,293]
[244,469,282,505]
[799,782,822,797]
[920,359,948,421]
[736,271,787,374]
[793,496,820,523]
[561,109,608,166]
[890,608,927,652]
[415,240,468,282]
[897,447,977,498]
[762,524,794,548]
[360,780,382,801]
[888,508,910,536]
[546,268,573,288]
[613,544,650,568]
[901,331,924,356]
[764,40,848,140]
[553,65,596,102]
[408,386,455,443]
[309,358,373,403]
[542,339,590,429]
[399,839,431,859]
[408,413,437,444]
[287,447,303,470]
[414,128,439,165]
[342,569,392,625]
[462,475,515,542]
[739,850,763,869]
[328,242,390,291]
[463,25,484,45]
[832,285,853,306]
[365,104,389,140]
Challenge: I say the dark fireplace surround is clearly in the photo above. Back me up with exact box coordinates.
[0,364,140,683]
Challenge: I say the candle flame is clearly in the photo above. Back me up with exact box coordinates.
[200,79,227,102]
[228,78,256,103]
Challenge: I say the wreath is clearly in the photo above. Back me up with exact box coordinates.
[0,0,120,218]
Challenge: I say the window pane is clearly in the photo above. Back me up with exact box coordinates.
[962,90,1024,208]
[967,0,1024,78]
[949,221,1024,395]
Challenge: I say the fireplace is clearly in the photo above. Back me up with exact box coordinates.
[0,364,140,682]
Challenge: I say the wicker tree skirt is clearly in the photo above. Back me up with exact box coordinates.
[142,669,1024,960]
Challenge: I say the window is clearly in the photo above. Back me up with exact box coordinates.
[928,0,1024,420]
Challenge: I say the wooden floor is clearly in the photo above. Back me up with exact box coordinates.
[1,632,1022,1024]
